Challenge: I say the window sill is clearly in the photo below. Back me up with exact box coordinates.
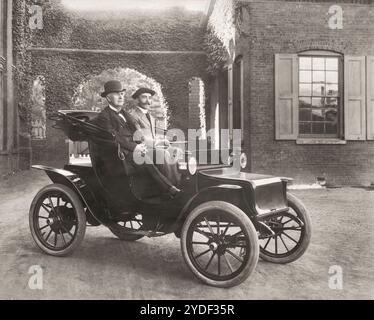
[296,138,346,145]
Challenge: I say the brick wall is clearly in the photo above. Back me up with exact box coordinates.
[235,0,374,185]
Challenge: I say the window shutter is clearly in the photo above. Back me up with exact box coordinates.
[366,56,374,140]
[344,56,366,140]
[275,54,298,140]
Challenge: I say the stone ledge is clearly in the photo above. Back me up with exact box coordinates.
[296,138,347,145]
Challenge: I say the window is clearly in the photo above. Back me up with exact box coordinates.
[275,52,373,142]
[298,53,341,137]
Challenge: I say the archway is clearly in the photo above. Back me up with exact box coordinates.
[69,67,169,160]
[72,67,169,129]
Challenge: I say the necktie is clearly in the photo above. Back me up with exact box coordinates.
[118,112,127,124]
[145,112,154,138]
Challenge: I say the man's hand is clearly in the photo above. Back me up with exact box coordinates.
[155,138,171,148]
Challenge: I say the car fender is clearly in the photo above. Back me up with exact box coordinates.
[173,184,255,237]
[32,165,102,226]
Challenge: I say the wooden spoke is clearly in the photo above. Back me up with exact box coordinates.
[203,217,215,235]
[45,229,53,242]
[275,236,278,254]
[216,215,220,236]
[226,249,243,263]
[39,224,49,232]
[194,228,211,239]
[224,254,234,273]
[263,237,271,250]
[217,254,221,275]
[282,232,299,244]
[222,222,231,236]
[41,204,51,214]
[282,226,302,231]
[192,241,209,245]
[61,225,74,238]
[59,230,67,245]
[48,197,57,214]
[194,248,211,259]
[279,234,289,252]
[204,252,216,270]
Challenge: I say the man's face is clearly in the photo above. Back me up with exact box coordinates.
[138,93,153,110]
[106,91,125,108]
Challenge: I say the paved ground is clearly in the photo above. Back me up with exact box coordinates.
[0,169,373,300]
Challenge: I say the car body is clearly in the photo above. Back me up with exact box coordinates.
[29,110,311,288]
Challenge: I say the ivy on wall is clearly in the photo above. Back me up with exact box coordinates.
[13,0,33,134]
[28,0,208,136]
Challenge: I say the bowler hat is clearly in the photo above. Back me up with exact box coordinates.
[132,87,156,99]
[101,80,126,98]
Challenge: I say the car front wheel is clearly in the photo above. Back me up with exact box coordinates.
[181,201,259,288]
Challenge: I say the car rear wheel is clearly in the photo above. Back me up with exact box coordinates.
[181,201,259,288]
[29,183,86,257]
[259,193,312,264]
[109,213,145,241]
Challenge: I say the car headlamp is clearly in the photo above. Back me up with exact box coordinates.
[240,153,248,169]
[188,157,197,175]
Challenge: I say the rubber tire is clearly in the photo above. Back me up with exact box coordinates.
[259,192,312,264]
[29,183,86,257]
[181,201,259,288]
[109,226,145,241]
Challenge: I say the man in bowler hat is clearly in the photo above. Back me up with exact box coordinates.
[93,81,181,207]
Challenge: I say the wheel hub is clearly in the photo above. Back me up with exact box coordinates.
[48,206,75,234]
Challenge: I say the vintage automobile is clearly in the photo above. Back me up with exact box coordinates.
[29,110,311,288]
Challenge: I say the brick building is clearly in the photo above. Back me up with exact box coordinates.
[2,0,374,186]
[205,0,374,185]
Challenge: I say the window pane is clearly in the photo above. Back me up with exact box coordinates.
[325,58,338,71]
[299,122,311,134]
[312,109,324,121]
[312,58,325,70]
[313,71,325,83]
[299,97,312,108]
[299,108,311,121]
[300,70,311,83]
[299,57,312,70]
[326,71,338,84]
[326,84,339,96]
[325,109,338,123]
[300,84,312,96]
[326,122,337,134]
[312,97,324,108]
[313,84,325,96]
[325,97,338,107]
[312,122,325,134]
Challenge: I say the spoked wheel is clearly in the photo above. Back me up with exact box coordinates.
[259,193,312,264]
[109,213,145,241]
[181,201,259,288]
[29,184,86,257]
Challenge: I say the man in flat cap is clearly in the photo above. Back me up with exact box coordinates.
[93,81,181,210]
[129,87,182,186]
